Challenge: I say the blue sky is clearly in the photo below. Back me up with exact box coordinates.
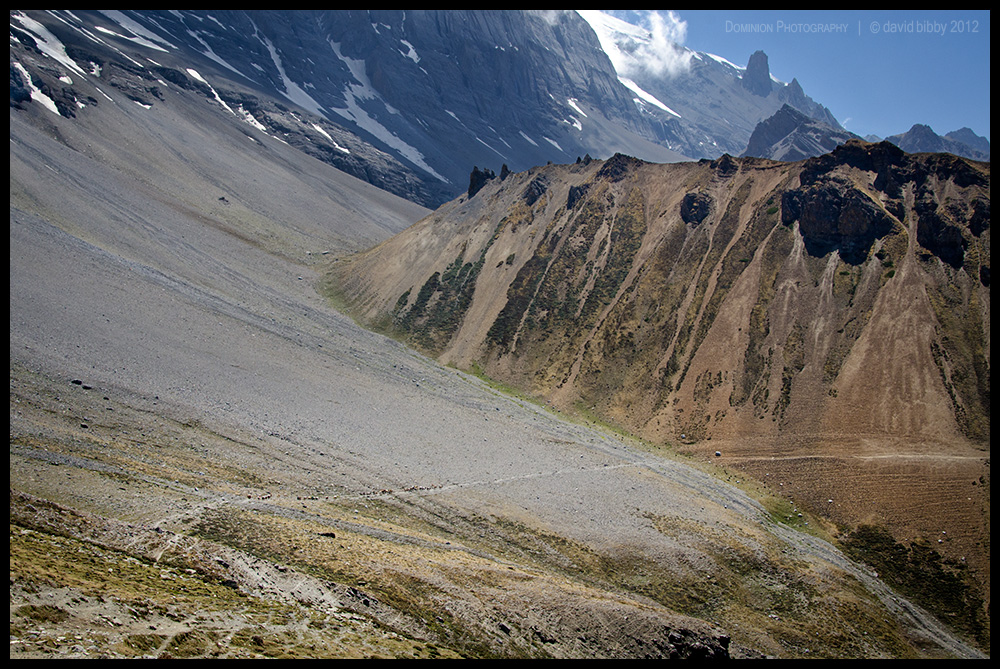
[631,10,990,142]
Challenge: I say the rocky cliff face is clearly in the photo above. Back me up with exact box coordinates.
[331,142,991,608]
[10,10,456,207]
[12,10,862,207]
[10,10,693,208]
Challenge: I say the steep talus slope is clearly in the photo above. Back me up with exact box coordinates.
[331,141,990,642]
[9,98,729,656]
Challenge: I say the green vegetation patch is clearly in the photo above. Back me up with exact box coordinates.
[398,230,500,354]
[840,525,989,648]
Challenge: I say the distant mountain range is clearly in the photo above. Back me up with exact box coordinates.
[743,107,990,164]
[885,124,990,161]
[581,10,845,159]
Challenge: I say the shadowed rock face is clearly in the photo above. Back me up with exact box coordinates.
[782,179,892,264]
[799,139,909,191]
[468,166,497,199]
[11,9,861,207]
[10,10,695,209]
[680,191,713,225]
[798,141,990,272]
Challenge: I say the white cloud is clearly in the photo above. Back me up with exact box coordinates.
[578,10,693,80]
[537,10,573,26]
[640,11,692,78]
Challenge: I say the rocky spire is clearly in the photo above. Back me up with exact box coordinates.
[741,50,772,97]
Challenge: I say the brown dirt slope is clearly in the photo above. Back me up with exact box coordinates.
[330,143,990,636]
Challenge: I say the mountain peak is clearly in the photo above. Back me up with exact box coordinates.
[741,49,772,97]
[945,127,991,158]
[887,123,989,160]
[908,123,936,136]
[743,104,858,161]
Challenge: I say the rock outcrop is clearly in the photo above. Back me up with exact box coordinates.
[468,166,497,199]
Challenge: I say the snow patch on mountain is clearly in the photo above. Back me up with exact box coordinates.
[258,33,326,116]
[476,137,508,161]
[238,105,268,132]
[618,76,680,117]
[328,40,448,183]
[203,14,230,33]
[544,136,564,152]
[399,39,420,63]
[166,26,245,79]
[186,68,236,115]
[312,123,351,153]
[11,61,59,115]
[704,52,741,71]
[567,98,588,118]
[98,10,173,51]
[94,25,167,53]
[11,11,86,76]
